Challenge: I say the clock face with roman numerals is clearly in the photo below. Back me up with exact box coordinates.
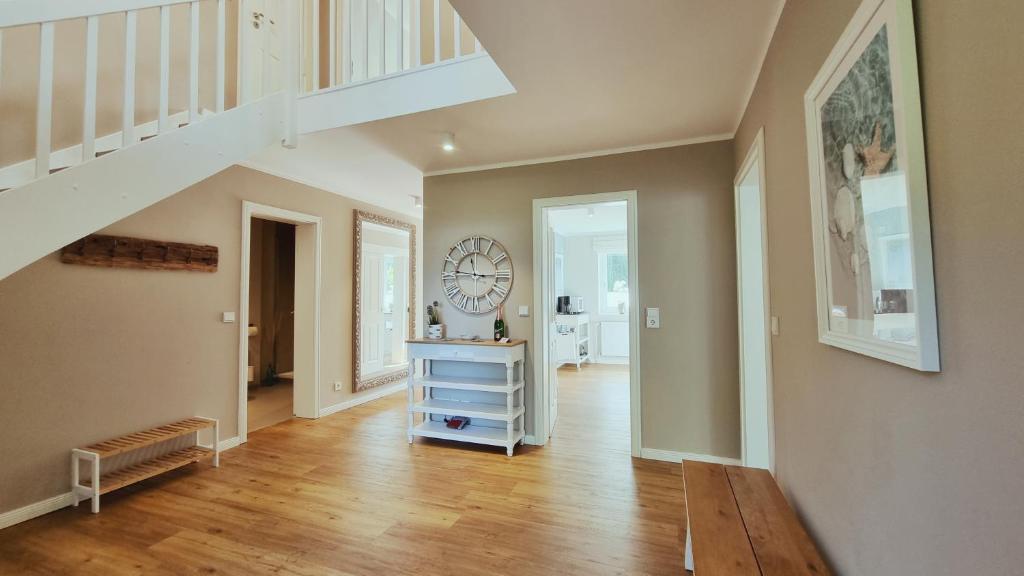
[441,235,513,315]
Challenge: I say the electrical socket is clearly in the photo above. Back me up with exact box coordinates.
[334,381,342,392]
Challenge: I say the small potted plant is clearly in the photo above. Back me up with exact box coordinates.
[426,301,445,339]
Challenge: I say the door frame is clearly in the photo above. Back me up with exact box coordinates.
[238,201,322,444]
[734,128,775,471]
[532,191,641,457]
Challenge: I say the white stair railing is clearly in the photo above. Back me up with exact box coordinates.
[0,0,236,191]
[0,0,484,190]
[299,0,485,95]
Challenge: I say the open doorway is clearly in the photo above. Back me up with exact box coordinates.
[247,218,296,432]
[735,128,774,470]
[533,192,641,457]
[238,202,322,444]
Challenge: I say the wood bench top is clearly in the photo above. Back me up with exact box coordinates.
[79,417,214,459]
[683,460,830,575]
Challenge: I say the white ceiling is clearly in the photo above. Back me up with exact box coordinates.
[549,202,628,236]
[242,129,424,217]
[247,1,784,213]
[354,0,785,174]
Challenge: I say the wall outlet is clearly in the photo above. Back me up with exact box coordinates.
[646,307,660,328]
[334,381,342,391]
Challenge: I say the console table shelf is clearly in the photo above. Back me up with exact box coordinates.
[406,338,526,456]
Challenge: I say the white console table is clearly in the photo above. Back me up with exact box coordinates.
[406,338,526,456]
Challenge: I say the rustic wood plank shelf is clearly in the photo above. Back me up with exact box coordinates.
[71,417,219,513]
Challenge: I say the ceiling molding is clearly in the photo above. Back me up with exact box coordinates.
[734,0,788,133]
[423,133,735,177]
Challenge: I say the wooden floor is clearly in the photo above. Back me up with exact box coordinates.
[0,364,686,575]
[247,379,294,433]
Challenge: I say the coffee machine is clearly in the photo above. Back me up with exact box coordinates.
[556,296,571,314]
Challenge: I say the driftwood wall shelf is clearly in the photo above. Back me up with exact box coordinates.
[61,234,218,272]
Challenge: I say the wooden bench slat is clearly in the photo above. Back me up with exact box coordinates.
[80,417,214,458]
[726,466,831,576]
[683,460,761,575]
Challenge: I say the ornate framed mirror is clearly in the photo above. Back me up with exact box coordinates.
[353,210,416,392]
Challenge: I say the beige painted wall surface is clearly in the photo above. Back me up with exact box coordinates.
[0,165,421,513]
[733,1,1024,573]
[424,141,739,457]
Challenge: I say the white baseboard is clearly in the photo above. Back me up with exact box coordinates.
[595,356,630,365]
[0,492,74,531]
[201,436,242,451]
[319,381,406,417]
[640,447,742,466]
[3,435,243,531]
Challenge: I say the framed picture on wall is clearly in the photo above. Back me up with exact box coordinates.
[803,0,939,371]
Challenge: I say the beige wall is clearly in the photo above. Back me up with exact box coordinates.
[733,1,1024,573]
[423,141,739,456]
[0,165,421,513]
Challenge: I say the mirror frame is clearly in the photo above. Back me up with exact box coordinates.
[353,210,416,392]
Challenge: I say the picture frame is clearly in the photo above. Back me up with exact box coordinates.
[803,0,939,371]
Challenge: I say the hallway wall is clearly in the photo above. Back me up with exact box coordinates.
[0,165,422,514]
[733,0,1024,572]
[424,141,739,458]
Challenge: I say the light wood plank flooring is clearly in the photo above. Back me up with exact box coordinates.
[248,379,294,433]
[0,364,686,575]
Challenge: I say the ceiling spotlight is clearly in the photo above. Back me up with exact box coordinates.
[587,207,596,218]
[441,132,455,152]
[411,195,423,208]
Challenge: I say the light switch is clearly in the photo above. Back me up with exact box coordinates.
[518,305,530,317]
[222,312,236,323]
[646,307,660,329]
[771,316,780,336]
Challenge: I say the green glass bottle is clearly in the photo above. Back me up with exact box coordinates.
[493,304,506,341]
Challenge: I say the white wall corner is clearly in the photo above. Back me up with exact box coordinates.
[319,381,407,417]
[640,447,742,466]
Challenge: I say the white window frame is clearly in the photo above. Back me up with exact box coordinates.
[595,238,628,317]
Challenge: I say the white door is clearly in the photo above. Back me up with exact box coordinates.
[547,226,560,436]
[388,255,408,365]
[361,252,384,375]
[736,130,773,470]
[242,0,283,102]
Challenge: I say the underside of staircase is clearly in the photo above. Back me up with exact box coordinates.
[0,0,513,282]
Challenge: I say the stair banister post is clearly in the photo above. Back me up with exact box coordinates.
[283,0,299,148]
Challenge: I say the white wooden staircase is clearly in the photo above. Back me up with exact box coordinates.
[0,0,513,281]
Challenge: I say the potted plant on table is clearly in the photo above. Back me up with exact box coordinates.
[426,301,445,339]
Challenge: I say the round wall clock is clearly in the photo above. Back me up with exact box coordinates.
[441,235,513,314]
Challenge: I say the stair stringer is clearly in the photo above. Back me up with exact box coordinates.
[297,53,516,134]
[0,93,286,281]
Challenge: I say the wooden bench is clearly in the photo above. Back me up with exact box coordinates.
[71,417,219,513]
[682,460,830,575]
